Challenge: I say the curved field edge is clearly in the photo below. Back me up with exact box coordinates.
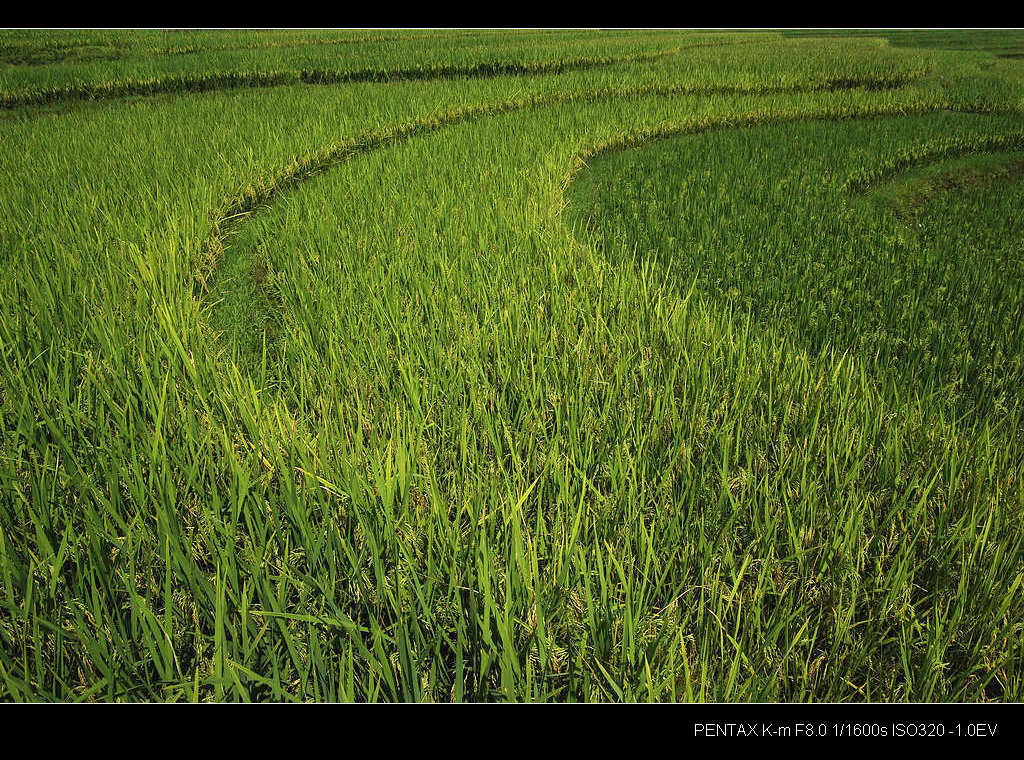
[841,131,1024,194]
[200,86,1017,371]
[198,74,920,306]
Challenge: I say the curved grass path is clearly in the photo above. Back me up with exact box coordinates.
[199,82,1017,374]
[198,74,920,320]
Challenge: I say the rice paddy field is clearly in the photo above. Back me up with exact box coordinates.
[1,28,1023,703]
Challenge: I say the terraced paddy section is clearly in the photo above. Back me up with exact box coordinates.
[0,32,935,114]
[0,29,698,109]
[2,30,1024,702]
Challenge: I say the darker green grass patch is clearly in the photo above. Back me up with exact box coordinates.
[567,112,1024,417]
[854,151,1024,217]
[782,28,1024,57]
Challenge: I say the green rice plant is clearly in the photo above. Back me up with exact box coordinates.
[1,29,1023,702]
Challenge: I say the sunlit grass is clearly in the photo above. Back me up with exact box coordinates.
[1,29,1023,702]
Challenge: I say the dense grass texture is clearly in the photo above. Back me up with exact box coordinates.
[1,29,1023,702]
